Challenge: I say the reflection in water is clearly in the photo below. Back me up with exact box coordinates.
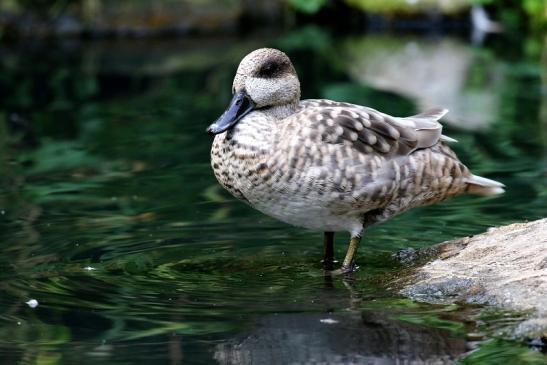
[344,36,504,130]
[215,311,467,365]
[0,29,545,364]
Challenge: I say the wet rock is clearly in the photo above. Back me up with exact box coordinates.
[399,218,547,338]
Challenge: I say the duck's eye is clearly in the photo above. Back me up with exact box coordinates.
[257,61,281,78]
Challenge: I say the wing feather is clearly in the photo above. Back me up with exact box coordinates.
[294,100,450,157]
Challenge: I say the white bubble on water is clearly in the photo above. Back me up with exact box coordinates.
[26,299,39,308]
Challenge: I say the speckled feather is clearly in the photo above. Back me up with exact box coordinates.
[210,48,504,237]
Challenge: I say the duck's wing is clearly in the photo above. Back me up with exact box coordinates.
[294,100,453,157]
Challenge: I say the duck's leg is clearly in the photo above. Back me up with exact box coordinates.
[322,231,335,270]
[340,235,361,273]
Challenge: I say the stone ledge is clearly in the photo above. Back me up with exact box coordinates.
[398,218,547,338]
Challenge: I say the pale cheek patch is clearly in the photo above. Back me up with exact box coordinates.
[246,78,290,107]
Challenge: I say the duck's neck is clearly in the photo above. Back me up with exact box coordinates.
[260,102,299,119]
[225,113,276,153]
[225,102,298,151]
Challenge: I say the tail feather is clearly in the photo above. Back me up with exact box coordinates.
[411,108,449,121]
[407,108,458,146]
[465,174,505,196]
[440,135,458,143]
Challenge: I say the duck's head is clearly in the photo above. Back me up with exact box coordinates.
[207,48,300,135]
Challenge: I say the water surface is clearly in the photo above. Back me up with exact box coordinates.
[0,30,545,364]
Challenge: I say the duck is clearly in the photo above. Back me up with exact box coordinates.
[207,48,504,273]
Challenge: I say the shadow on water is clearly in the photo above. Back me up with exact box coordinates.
[0,27,545,364]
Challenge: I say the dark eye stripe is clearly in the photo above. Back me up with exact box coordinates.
[256,61,284,78]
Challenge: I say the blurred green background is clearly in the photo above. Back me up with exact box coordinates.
[0,1,546,365]
[0,0,545,37]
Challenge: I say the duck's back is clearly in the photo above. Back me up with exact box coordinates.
[264,100,473,229]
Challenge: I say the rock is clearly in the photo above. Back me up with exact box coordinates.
[399,218,547,338]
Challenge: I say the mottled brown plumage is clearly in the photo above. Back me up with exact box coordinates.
[208,48,504,273]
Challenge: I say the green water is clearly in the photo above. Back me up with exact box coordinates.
[0,29,545,364]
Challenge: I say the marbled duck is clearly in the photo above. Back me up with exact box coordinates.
[207,48,504,273]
